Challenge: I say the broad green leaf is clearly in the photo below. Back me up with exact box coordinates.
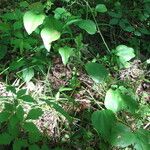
[22,68,34,82]
[0,45,7,60]
[104,88,126,112]
[75,20,97,35]
[59,46,74,65]
[133,129,150,150]
[104,86,138,113]
[26,108,43,120]
[0,111,10,123]
[23,122,40,133]
[13,139,28,150]
[4,103,14,112]
[41,27,61,51]
[20,95,35,103]
[17,89,27,98]
[115,45,135,62]
[96,4,107,13]
[110,123,135,147]
[91,110,116,141]
[0,133,12,145]
[28,132,41,143]
[85,62,108,83]
[23,11,45,35]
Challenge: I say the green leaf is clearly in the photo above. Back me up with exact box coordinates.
[44,100,73,123]
[85,62,108,83]
[0,133,12,145]
[20,1,29,8]
[115,45,135,62]
[110,123,135,147]
[22,68,34,82]
[28,132,41,143]
[23,122,40,133]
[59,46,74,65]
[133,129,150,150]
[91,110,116,141]
[104,88,126,112]
[0,111,10,123]
[96,4,107,13]
[54,7,71,20]
[6,85,16,94]
[17,89,27,98]
[75,20,97,35]
[20,95,35,103]
[7,121,20,138]
[13,139,28,150]
[23,11,45,35]
[16,105,24,121]
[9,58,25,71]
[9,114,20,128]
[41,27,61,51]
[4,103,14,112]
[26,108,43,120]
[109,18,119,25]
[0,45,7,60]
[115,45,135,68]
[104,86,138,113]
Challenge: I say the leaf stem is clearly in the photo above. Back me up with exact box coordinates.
[84,0,111,53]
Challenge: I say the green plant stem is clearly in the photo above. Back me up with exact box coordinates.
[84,0,110,53]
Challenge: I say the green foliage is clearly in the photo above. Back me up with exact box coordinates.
[0,0,149,149]
[41,27,61,51]
[91,110,116,141]
[114,45,136,68]
[75,20,97,35]
[110,123,135,147]
[59,46,74,65]
[26,108,43,120]
[96,4,107,13]
[23,11,45,35]
[85,62,108,83]
[104,86,138,113]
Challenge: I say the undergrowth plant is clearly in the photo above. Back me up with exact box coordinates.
[0,0,149,150]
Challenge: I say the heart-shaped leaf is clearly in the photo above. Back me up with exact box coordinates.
[23,11,45,35]
[96,4,107,13]
[85,62,108,83]
[59,46,74,65]
[22,68,34,82]
[104,86,138,113]
[110,123,135,147]
[133,129,150,150]
[75,20,97,35]
[91,110,116,141]
[41,27,61,51]
[115,45,135,62]
[26,108,43,120]
[104,88,126,112]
